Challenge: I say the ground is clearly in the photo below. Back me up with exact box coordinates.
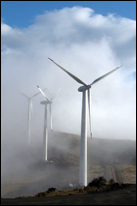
[1,131,136,205]
[1,184,136,205]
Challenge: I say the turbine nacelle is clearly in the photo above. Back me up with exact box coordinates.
[78,85,91,92]
[40,101,52,105]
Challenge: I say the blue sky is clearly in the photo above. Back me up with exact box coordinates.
[1,1,136,28]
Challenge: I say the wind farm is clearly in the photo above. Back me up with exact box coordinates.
[1,4,136,204]
[2,60,136,202]
[48,57,122,186]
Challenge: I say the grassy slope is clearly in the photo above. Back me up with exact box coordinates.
[1,131,136,198]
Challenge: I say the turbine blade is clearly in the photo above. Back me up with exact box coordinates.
[31,88,47,98]
[28,100,32,122]
[88,89,92,139]
[49,104,52,131]
[50,88,61,101]
[28,100,32,144]
[19,92,29,99]
[30,100,33,119]
[48,57,88,86]
[37,85,50,102]
[90,65,122,86]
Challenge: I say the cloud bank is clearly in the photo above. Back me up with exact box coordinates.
[1,6,136,147]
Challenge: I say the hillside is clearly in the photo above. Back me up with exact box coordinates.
[1,184,136,205]
[1,131,136,198]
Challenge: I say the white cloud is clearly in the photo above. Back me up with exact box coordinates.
[1,6,136,143]
[1,22,12,34]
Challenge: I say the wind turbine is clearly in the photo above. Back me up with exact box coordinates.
[37,86,61,131]
[37,85,60,162]
[48,57,122,186]
[20,89,46,145]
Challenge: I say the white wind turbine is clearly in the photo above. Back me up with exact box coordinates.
[20,89,46,145]
[37,85,60,162]
[48,57,122,186]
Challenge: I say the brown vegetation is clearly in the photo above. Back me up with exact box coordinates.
[15,177,127,198]
[1,132,136,199]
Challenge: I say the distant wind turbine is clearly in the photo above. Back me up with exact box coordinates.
[20,89,46,145]
[37,85,60,162]
[48,57,122,186]
[37,86,61,131]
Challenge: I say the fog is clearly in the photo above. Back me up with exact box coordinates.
[1,6,136,197]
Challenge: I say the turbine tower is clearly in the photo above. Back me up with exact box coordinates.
[37,85,60,162]
[48,57,122,186]
[40,100,51,162]
[20,89,46,145]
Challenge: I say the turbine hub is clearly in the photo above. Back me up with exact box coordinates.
[78,85,91,92]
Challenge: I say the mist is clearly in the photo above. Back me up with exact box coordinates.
[1,6,136,197]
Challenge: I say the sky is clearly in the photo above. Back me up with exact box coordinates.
[1,1,136,148]
[1,1,136,28]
